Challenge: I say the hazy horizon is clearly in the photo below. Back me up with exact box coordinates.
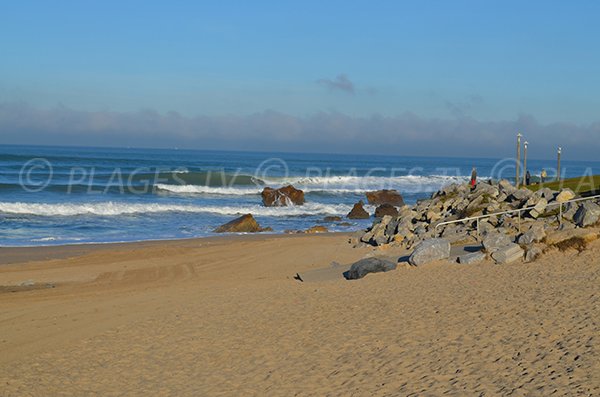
[2,1,599,160]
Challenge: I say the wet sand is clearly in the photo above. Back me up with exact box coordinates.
[1,233,599,396]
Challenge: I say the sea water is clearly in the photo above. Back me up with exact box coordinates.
[1,145,598,246]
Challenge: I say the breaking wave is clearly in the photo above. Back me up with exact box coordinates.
[0,201,353,217]
[154,174,468,196]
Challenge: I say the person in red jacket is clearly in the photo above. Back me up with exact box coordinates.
[470,167,477,188]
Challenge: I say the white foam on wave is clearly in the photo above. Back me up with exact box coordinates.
[154,174,467,196]
[155,183,262,195]
[0,201,352,217]
[273,175,468,192]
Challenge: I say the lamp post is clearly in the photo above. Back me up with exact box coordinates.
[557,147,562,182]
[522,141,528,186]
[516,133,522,188]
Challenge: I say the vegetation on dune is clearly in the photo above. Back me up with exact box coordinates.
[525,175,600,196]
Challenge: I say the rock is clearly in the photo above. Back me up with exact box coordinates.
[384,216,400,236]
[573,201,600,227]
[374,204,399,218]
[214,214,267,233]
[471,183,499,200]
[491,243,524,264]
[482,232,513,253]
[365,189,405,206]
[555,188,576,203]
[305,225,328,233]
[524,244,544,263]
[510,188,533,203]
[408,238,451,266]
[528,198,548,219]
[498,179,517,196]
[344,257,397,280]
[518,224,546,245]
[426,210,442,222]
[536,187,556,201]
[373,216,393,245]
[261,185,305,206]
[323,216,342,222]
[347,201,370,219]
[561,202,579,223]
[558,221,576,231]
[457,251,486,265]
[19,279,35,287]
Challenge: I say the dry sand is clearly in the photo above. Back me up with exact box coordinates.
[1,232,599,396]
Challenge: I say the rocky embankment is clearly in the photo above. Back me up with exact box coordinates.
[355,179,600,274]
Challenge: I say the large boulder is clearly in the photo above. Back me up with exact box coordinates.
[509,188,533,204]
[361,215,392,246]
[555,188,576,203]
[482,232,513,253]
[344,257,397,280]
[518,224,546,245]
[374,204,399,218]
[498,179,517,196]
[528,198,548,219]
[573,201,600,227]
[524,244,544,263]
[347,201,370,219]
[408,238,451,266]
[561,202,579,223]
[535,187,556,201]
[214,214,268,233]
[365,189,405,206]
[261,185,305,206]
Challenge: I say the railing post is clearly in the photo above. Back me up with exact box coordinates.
[476,218,480,241]
[518,210,521,234]
[559,203,563,229]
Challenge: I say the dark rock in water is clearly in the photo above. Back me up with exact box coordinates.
[374,204,399,218]
[261,185,305,207]
[347,201,370,219]
[408,238,451,266]
[366,189,405,206]
[344,257,397,280]
[323,216,342,222]
[214,214,267,233]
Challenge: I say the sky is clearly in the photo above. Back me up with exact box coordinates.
[1,1,599,159]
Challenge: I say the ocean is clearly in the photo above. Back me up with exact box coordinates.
[1,145,598,246]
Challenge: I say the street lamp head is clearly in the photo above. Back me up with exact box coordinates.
[558,147,562,154]
[517,133,522,138]
[524,141,528,147]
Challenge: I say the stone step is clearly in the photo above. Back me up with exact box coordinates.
[491,243,524,264]
[457,251,486,265]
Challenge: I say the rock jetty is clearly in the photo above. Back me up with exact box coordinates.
[358,179,600,266]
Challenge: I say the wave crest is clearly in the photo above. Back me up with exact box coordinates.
[0,201,352,217]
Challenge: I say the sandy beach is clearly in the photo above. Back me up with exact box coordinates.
[0,233,598,396]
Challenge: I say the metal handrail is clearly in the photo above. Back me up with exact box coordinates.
[434,192,600,239]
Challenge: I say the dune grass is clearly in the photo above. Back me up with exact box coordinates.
[526,175,600,196]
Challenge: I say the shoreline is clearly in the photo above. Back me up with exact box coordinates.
[0,231,356,266]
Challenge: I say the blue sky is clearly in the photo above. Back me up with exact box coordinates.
[1,1,599,158]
